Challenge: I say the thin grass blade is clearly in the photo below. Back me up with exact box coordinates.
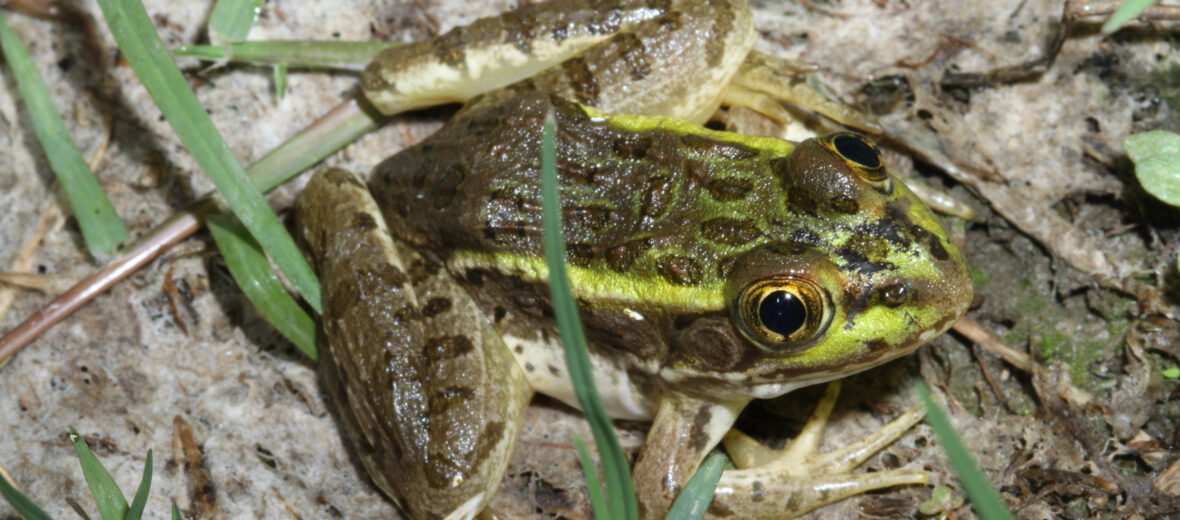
[0,466,53,520]
[272,63,288,99]
[69,427,128,520]
[0,11,128,258]
[917,383,1014,520]
[207,213,317,359]
[173,41,400,70]
[540,110,639,520]
[207,0,263,43]
[171,502,181,520]
[1102,0,1159,33]
[573,434,610,520]
[124,449,152,520]
[95,0,322,313]
[665,451,728,520]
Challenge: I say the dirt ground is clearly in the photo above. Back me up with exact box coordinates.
[1,0,1178,518]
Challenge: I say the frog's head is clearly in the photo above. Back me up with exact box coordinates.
[660,132,971,399]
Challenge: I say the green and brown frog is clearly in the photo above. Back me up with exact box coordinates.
[294,1,972,518]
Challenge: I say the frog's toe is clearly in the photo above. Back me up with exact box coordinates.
[710,380,927,518]
[728,50,882,134]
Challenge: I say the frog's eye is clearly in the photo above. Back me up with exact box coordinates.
[735,276,832,353]
[822,132,890,188]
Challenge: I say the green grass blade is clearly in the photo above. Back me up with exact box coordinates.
[124,449,152,520]
[247,98,382,193]
[540,110,639,520]
[68,427,128,520]
[173,41,401,70]
[573,435,610,520]
[0,466,53,520]
[207,213,318,359]
[96,0,322,313]
[0,11,128,258]
[1102,0,1158,33]
[665,451,728,520]
[207,0,263,42]
[272,63,288,99]
[171,502,181,520]
[917,383,1015,520]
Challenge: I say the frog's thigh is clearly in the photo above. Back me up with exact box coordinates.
[296,168,532,520]
[725,50,882,134]
[360,0,666,114]
[711,381,927,518]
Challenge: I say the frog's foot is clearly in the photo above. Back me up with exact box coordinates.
[713,380,926,518]
[723,50,882,134]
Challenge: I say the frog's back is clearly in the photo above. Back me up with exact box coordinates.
[371,92,801,295]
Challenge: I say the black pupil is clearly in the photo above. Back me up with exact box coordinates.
[833,134,881,169]
[758,290,806,338]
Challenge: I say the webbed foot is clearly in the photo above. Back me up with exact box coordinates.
[711,380,927,518]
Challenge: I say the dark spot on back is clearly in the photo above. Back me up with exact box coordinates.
[425,335,475,362]
[351,212,377,231]
[705,177,753,201]
[421,297,453,318]
[500,10,536,53]
[433,28,466,66]
[409,258,442,285]
[657,10,682,30]
[716,256,738,278]
[788,230,824,247]
[657,255,703,286]
[548,365,561,376]
[566,242,596,266]
[568,205,613,230]
[495,306,508,323]
[613,32,650,81]
[429,385,475,415]
[606,238,653,272]
[640,176,673,219]
[562,56,599,105]
[701,218,761,246]
[613,136,654,158]
[928,235,950,261]
[835,247,895,275]
[751,480,766,502]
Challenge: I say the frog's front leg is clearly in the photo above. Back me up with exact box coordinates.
[712,380,927,517]
[632,394,749,518]
[636,382,926,519]
[295,169,532,520]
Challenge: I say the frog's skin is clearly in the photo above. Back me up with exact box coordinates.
[294,1,971,519]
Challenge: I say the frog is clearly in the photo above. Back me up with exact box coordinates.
[293,1,972,519]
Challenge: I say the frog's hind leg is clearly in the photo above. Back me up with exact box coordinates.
[712,380,927,518]
[296,168,533,520]
[724,50,883,134]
